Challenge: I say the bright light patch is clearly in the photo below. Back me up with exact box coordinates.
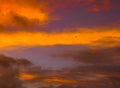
[0,29,120,48]
[19,73,38,80]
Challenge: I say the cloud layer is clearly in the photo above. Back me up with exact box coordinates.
[0,28,120,48]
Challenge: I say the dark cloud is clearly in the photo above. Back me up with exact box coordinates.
[0,54,32,68]
[0,54,33,88]
[53,46,120,65]
[10,13,39,28]
[17,58,33,67]
[70,65,120,88]
[1,56,116,88]
[50,46,120,87]
[0,54,16,67]
[0,68,26,88]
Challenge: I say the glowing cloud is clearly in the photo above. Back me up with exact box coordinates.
[19,73,38,80]
[0,0,49,27]
[0,28,120,48]
[44,77,78,84]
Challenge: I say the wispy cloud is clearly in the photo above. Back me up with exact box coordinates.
[53,46,120,64]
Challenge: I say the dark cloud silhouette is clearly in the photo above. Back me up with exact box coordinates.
[53,46,120,65]
[0,54,33,68]
[16,58,33,67]
[0,54,16,67]
[0,68,25,88]
[0,54,33,88]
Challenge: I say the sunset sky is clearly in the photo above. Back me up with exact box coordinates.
[0,0,120,88]
[0,0,120,68]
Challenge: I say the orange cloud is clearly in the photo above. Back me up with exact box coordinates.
[0,0,49,27]
[19,73,38,80]
[44,77,78,84]
[0,28,120,48]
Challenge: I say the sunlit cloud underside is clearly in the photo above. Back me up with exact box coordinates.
[0,29,120,48]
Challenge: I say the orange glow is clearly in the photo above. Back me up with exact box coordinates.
[44,77,78,84]
[0,1,49,26]
[0,29,120,48]
[19,73,38,80]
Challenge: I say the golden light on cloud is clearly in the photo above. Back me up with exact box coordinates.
[0,29,120,48]
[0,1,49,26]
[44,77,78,84]
[19,73,38,80]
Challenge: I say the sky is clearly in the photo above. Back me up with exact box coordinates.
[0,0,120,88]
[0,0,120,68]
[0,0,120,69]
